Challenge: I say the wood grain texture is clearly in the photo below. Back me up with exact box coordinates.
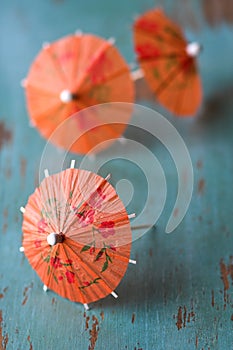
[1,1,233,349]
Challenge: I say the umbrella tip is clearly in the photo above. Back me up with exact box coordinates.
[111,291,118,299]
[105,173,111,181]
[43,285,48,292]
[47,232,65,246]
[129,259,136,265]
[129,62,137,70]
[44,169,49,178]
[75,29,83,36]
[60,89,73,103]
[29,120,35,128]
[20,206,25,213]
[47,233,57,246]
[186,42,201,57]
[108,37,115,45]
[128,213,136,220]
[42,41,50,49]
[83,303,89,311]
[20,78,27,88]
[19,246,25,253]
[70,159,76,169]
[131,68,144,81]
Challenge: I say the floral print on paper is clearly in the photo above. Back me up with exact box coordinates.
[98,221,115,238]
[41,249,74,285]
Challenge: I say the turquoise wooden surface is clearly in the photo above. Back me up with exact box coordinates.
[1,1,233,349]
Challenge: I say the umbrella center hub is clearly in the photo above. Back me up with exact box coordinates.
[186,42,201,57]
[47,232,65,246]
[60,89,78,103]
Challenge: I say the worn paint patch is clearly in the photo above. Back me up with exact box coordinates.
[85,316,90,330]
[218,257,233,318]
[220,259,230,291]
[176,306,183,330]
[195,335,198,349]
[0,287,8,300]
[88,315,99,350]
[132,313,136,324]
[2,208,8,234]
[22,282,33,306]
[0,122,12,150]
[175,304,195,330]
[100,311,104,321]
[211,290,215,307]
[27,335,33,350]
[198,178,205,195]
[0,310,9,350]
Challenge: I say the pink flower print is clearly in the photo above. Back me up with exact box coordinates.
[89,186,106,209]
[97,187,106,199]
[66,271,75,284]
[88,52,109,84]
[37,218,48,233]
[98,221,115,238]
[34,239,42,248]
[136,44,160,59]
[58,276,63,281]
[50,256,62,269]
[136,18,160,33]
[76,208,95,227]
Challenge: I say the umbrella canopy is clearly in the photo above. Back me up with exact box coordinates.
[23,33,134,154]
[133,8,202,117]
[21,167,132,305]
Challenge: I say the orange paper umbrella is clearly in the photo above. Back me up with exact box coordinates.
[133,8,202,117]
[23,33,134,154]
[20,162,135,308]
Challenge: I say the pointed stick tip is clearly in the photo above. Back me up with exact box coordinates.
[75,29,83,36]
[83,303,89,310]
[44,169,49,178]
[105,173,111,181]
[42,41,50,49]
[108,37,115,45]
[20,79,27,88]
[111,291,118,299]
[70,159,76,169]
[129,259,136,265]
[20,206,25,213]
[128,213,136,219]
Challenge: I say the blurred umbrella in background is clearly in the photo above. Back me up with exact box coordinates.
[133,8,202,117]
[23,33,134,154]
